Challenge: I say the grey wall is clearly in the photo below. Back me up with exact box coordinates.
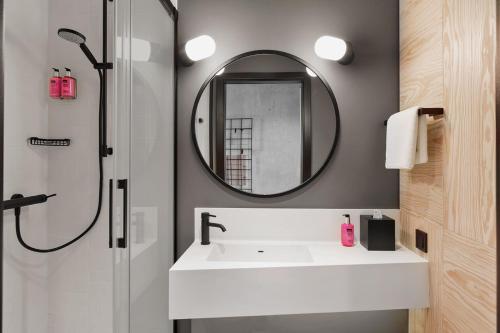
[177,0,400,332]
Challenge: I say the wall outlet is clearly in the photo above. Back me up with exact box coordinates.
[415,229,428,253]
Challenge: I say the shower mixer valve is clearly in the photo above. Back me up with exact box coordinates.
[2,193,57,211]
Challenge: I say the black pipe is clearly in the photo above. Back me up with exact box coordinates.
[102,0,107,156]
[102,0,110,157]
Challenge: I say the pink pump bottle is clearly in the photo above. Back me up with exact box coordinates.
[61,67,77,99]
[49,68,62,99]
[341,214,354,247]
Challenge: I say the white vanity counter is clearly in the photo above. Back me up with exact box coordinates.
[173,240,426,270]
[169,208,429,319]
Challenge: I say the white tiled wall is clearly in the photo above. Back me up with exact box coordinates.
[3,0,50,332]
[3,0,113,332]
[46,0,113,332]
[4,0,177,331]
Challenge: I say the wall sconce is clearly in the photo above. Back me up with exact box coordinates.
[179,35,216,66]
[314,35,354,65]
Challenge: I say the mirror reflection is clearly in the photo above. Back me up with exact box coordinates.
[193,53,339,196]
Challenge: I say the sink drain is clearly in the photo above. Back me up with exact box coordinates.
[258,250,264,253]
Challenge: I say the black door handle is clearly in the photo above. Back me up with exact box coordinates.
[116,179,128,248]
[108,179,113,248]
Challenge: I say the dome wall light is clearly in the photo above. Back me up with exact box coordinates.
[314,35,354,65]
[180,35,216,66]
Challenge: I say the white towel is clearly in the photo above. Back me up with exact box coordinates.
[385,107,428,169]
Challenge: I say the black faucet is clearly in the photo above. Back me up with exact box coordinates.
[201,212,226,245]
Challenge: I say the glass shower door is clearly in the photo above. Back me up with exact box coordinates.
[113,0,175,332]
[113,0,132,331]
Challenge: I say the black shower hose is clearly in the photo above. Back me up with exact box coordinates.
[14,69,105,253]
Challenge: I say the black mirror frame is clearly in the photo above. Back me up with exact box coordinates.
[191,49,341,198]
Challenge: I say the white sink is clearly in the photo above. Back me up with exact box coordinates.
[207,243,313,263]
[169,208,429,320]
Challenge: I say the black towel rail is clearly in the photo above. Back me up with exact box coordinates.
[384,107,444,126]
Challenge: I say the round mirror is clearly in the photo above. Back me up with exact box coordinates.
[192,50,340,197]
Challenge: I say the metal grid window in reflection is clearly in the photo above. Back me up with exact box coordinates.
[224,118,253,193]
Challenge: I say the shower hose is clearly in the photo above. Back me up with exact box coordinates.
[14,69,105,253]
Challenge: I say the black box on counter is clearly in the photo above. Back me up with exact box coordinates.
[360,215,395,251]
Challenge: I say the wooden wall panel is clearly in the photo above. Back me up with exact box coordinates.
[400,0,443,110]
[400,1,445,330]
[400,0,496,332]
[443,0,497,247]
[400,121,444,225]
[400,209,443,333]
[442,231,496,332]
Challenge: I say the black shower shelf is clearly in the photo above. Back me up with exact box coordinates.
[28,137,71,147]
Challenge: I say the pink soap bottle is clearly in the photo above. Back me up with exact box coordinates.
[341,214,354,247]
[49,68,61,99]
[61,67,77,99]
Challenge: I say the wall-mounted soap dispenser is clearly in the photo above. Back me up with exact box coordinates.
[49,68,61,99]
[61,67,77,99]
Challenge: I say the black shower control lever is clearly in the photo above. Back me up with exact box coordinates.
[2,193,56,211]
[201,212,226,245]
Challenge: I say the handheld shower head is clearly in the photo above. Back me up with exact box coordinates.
[58,28,98,67]
[58,28,86,44]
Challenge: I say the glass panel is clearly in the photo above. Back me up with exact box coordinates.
[113,0,175,332]
[113,0,132,331]
[129,0,175,332]
[4,0,121,332]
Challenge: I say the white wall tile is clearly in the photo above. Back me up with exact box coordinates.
[47,0,113,332]
[3,0,50,331]
[3,0,113,332]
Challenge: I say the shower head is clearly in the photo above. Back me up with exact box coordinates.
[58,28,99,67]
[58,28,86,44]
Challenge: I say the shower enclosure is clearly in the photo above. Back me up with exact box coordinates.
[113,0,176,332]
[1,0,176,332]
